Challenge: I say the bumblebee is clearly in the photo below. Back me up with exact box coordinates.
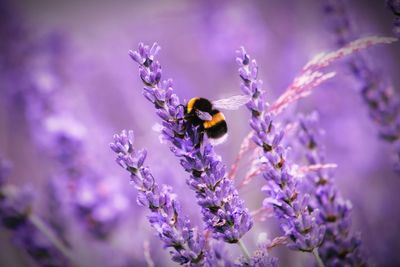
[183,95,251,145]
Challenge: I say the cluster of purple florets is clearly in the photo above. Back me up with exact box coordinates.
[128,43,253,244]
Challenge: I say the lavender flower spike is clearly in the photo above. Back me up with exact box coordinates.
[110,130,206,266]
[129,43,253,243]
[236,48,325,253]
[298,113,366,266]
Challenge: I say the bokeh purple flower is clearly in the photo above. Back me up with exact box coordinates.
[323,0,400,172]
[0,7,129,240]
[386,0,400,37]
[298,113,365,266]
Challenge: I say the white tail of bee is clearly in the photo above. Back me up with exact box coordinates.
[208,134,228,146]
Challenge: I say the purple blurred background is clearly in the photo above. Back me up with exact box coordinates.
[1,0,400,266]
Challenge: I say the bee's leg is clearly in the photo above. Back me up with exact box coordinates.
[184,113,196,121]
[194,125,205,149]
[194,133,203,149]
[176,104,186,114]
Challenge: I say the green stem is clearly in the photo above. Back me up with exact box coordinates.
[312,248,325,267]
[29,214,84,267]
[238,239,251,261]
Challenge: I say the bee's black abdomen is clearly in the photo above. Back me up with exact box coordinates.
[202,110,227,139]
[205,120,227,139]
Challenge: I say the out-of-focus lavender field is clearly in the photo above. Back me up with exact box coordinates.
[1,0,400,266]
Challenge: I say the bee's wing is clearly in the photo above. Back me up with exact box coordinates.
[212,95,252,110]
[196,110,213,121]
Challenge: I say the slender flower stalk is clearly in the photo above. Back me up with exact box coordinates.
[228,132,256,180]
[110,130,206,266]
[28,214,83,267]
[323,0,400,172]
[238,239,251,261]
[236,48,326,254]
[386,0,400,37]
[0,193,71,267]
[129,43,253,244]
[298,113,366,266]
[312,248,325,267]
[45,179,70,248]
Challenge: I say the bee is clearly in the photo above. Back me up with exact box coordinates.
[183,95,251,145]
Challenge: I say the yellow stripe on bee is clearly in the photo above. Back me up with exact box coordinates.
[203,112,225,129]
[187,97,199,113]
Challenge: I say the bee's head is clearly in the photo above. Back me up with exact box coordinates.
[187,97,212,114]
